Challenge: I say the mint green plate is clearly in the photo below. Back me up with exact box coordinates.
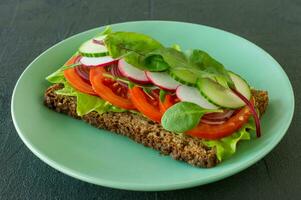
[12,21,294,191]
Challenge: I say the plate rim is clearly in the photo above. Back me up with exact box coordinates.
[11,20,295,191]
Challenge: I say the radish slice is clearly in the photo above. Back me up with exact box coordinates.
[118,59,151,84]
[176,85,219,109]
[80,56,117,67]
[92,39,104,45]
[92,35,106,45]
[145,71,181,91]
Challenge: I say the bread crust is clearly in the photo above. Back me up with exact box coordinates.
[44,84,268,168]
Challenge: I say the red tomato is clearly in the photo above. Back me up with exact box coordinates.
[129,86,163,122]
[63,55,97,95]
[159,94,179,113]
[89,67,135,110]
[64,55,79,66]
[186,105,252,140]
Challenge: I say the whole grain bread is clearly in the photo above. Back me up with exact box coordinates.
[44,84,268,168]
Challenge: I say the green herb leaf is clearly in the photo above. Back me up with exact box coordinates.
[161,102,220,133]
[105,32,235,88]
[143,53,170,71]
[145,47,190,70]
[145,48,235,88]
[189,50,234,88]
[159,89,167,102]
[104,31,163,70]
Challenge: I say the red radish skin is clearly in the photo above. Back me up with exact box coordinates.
[200,118,226,125]
[74,65,91,84]
[110,64,123,77]
[202,110,234,120]
[231,88,261,137]
[109,65,129,88]
[92,35,106,45]
[92,39,104,45]
[145,71,180,92]
[200,110,235,125]
[118,59,151,84]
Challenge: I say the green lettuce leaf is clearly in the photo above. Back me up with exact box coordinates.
[203,118,256,161]
[46,52,80,83]
[46,63,80,83]
[55,82,125,116]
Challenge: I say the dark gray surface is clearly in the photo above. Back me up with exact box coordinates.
[1,0,300,199]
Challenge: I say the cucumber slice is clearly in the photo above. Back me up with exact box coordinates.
[176,85,219,109]
[197,72,251,109]
[168,69,198,86]
[79,39,109,57]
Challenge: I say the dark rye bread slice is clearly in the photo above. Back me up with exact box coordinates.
[44,84,269,168]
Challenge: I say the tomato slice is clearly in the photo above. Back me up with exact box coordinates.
[63,55,97,95]
[186,105,252,140]
[65,55,79,66]
[159,94,179,113]
[90,67,135,110]
[129,86,162,122]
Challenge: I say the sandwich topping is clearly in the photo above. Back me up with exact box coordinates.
[46,26,264,161]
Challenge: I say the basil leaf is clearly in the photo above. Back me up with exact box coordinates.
[161,102,220,133]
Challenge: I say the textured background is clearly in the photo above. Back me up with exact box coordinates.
[1,0,300,199]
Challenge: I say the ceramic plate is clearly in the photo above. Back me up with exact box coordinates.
[11,21,294,191]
